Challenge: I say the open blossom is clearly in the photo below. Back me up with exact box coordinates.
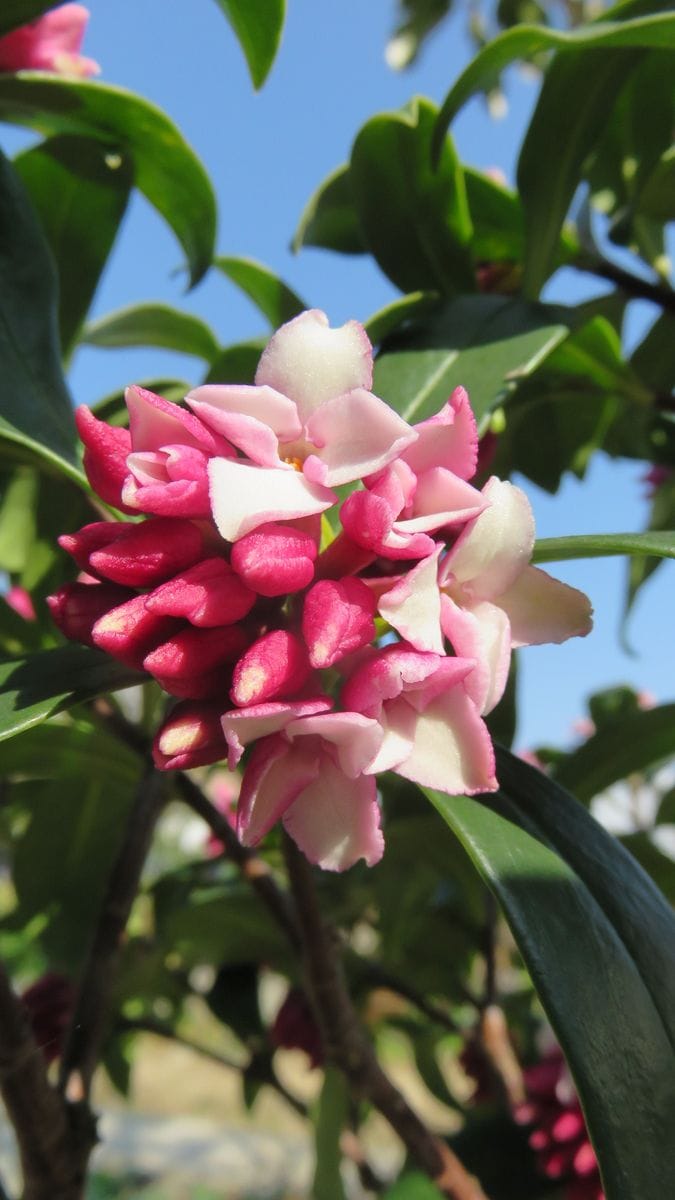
[51,309,592,870]
[0,5,99,77]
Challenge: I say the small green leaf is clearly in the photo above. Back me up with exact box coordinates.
[313,1066,348,1200]
[14,135,133,358]
[636,146,675,222]
[211,0,286,88]
[350,97,474,295]
[213,256,306,327]
[292,164,365,256]
[203,338,267,385]
[82,303,220,364]
[0,148,83,479]
[553,703,675,802]
[433,9,675,154]
[533,530,675,564]
[373,295,567,427]
[0,645,144,742]
[0,75,217,286]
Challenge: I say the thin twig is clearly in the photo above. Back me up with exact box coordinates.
[59,767,168,1101]
[574,253,675,313]
[282,834,490,1200]
[0,962,94,1200]
[362,962,464,1036]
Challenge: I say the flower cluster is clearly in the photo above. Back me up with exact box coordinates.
[0,4,98,77]
[50,310,592,871]
[515,1048,604,1200]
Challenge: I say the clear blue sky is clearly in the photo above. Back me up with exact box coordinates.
[4,0,672,748]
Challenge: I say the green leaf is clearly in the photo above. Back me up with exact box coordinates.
[0,2,55,36]
[0,645,144,742]
[0,75,217,286]
[350,97,474,295]
[1,720,141,784]
[211,0,286,88]
[425,746,675,1200]
[213,256,306,328]
[0,148,82,480]
[373,295,567,427]
[533,530,675,564]
[364,292,440,346]
[292,164,366,256]
[313,1067,348,1200]
[636,146,675,222]
[657,787,675,825]
[203,338,266,385]
[433,10,675,152]
[621,833,675,905]
[14,135,133,358]
[82,303,220,364]
[631,312,675,396]
[553,703,675,802]
[623,473,675,634]
[383,1174,444,1200]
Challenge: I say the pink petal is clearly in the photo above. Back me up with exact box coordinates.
[496,565,593,647]
[441,594,511,714]
[255,309,373,424]
[282,757,384,871]
[153,700,228,771]
[187,384,301,466]
[87,517,206,588]
[395,687,497,795]
[208,457,334,542]
[340,488,435,561]
[442,477,534,600]
[145,558,257,627]
[231,522,317,597]
[377,548,443,654]
[302,389,416,488]
[365,694,418,774]
[403,468,487,531]
[126,385,230,456]
[341,644,466,718]
[302,577,376,669]
[75,407,134,513]
[238,736,320,847]
[221,697,333,767]
[402,388,478,481]
[285,711,383,778]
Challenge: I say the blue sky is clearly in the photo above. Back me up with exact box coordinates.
[4,0,672,748]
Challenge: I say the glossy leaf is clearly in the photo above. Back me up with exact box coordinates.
[621,834,675,905]
[0,645,144,742]
[373,295,567,427]
[433,9,675,153]
[533,530,675,564]
[211,0,286,88]
[554,703,675,802]
[82,303,220,364]
[0,75,216,286]
[0,148,82,480]
[0,1,54,36]
[14,135,133,358]
[292,164,365,255]
[350,97,474,295]
[214,256,305,327]
[364,292,440,345]
[203,338,266,385]
[425,746,675,1200]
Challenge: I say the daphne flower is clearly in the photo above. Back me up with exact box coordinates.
[0,5,99,77]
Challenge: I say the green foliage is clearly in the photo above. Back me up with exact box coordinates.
[553,702,675,802]
[312,1067,349,1200]
[211,0,286,89]
[83,304,221,365]
[532,530,675,564]
[213,257,306,328]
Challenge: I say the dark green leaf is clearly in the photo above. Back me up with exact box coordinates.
[211,0,286,88]
[350,97,474,295]
[82,304,220,364]
[631,312,675,396]
[433,9,675,153]
[292,164,365,255]
[621,833,675,905]
[203,338,266,385]
[364,292,440,346]
[0,645,144,742]
[425,746,675,1200]
[14,135,133,358]
[383,1174,444,1200]
[0,75,217,286]
[0,148,81,480]
[657,787,675,825]
[533,530,675,564]
[0,2,54,36]
[1,720,141,784]
[623,474,675,633]
[313,1067,348,1200]
[553,703,675,802]
[373,295,567,427]
[206,963,263,1044]
[213,256,305,327]
[636,147,675,222]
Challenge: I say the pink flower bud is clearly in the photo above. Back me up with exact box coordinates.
[75,407,134,512]
[122,444,213,518]
[271,988,323,1067]
[91,595,180,668]
[144,624,251,698]
[47,582,135,645]
[0,5,99,77]
[153,701,228,770]
[145,557,256,627]
[59,521,135,574]
[230,522,317,597]
[20,972,75,1064]
[302,577,375,668]
[231,629,312,707]
[87,517,206,587]
[4,585,36,622]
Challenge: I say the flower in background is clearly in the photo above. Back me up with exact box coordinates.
[0,5,99,77]
[271,987,323,1068]
[4,585,36,622]
[20,972,74,1064]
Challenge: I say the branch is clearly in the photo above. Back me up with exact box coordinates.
[0,962,94,1200]
[574,252,675,313]
[361,962,464,1036]
[59,767,168,1101]
[282,834,490,1200]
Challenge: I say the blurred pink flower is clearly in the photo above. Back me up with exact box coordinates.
[0,5,99,76]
